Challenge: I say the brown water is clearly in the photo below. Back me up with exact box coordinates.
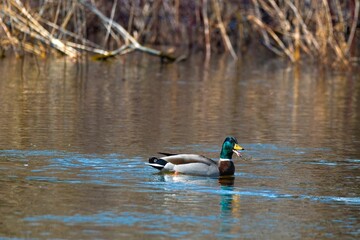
[0,54,359,239]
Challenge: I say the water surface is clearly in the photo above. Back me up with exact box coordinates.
[0,54,359,239]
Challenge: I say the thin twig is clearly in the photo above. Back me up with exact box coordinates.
[212,0,238,60]
[345,0,360,54]
[202,0,211,60]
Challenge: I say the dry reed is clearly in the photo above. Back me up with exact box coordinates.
[248,0,359,67]
[0,0,358,67]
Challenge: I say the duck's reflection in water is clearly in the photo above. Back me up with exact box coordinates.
[153,174,241,237]
[218,177,241,238]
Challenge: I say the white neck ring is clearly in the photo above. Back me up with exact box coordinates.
[219,158,232,162]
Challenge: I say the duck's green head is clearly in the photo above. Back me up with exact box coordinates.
[220,136,244,159]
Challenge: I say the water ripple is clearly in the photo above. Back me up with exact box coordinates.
[144,177,360,206]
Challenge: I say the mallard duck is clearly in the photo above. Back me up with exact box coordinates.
[147,136,244,177]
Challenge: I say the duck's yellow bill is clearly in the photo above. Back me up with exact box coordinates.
[233,143,244,151]
[233,143,244,157]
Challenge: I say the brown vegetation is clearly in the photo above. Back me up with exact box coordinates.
[0,0,359,67]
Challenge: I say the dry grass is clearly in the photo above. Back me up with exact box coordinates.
[0,0,358,67]
[248,0,359,67]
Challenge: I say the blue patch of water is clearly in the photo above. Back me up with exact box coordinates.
[24,211,216,228]
[243,143,333,162]
[235,172,277,179]
[0,149,144,187]
[2,148,359,207]
[345,159,360,163]
[0,149,64,157]
[205,187,360,205]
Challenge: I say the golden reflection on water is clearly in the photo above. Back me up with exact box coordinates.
[0,55,359,157]
[0,54,359,239]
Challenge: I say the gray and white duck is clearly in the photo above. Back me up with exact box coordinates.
[147,136,244,177]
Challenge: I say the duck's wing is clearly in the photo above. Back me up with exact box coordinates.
[148,154,219,176]
[161,154,216,166]
[157,152,177,156]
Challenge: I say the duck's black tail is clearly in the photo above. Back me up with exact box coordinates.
[148,157,168,170]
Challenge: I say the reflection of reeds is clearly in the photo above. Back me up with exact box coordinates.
[0,0,358,67]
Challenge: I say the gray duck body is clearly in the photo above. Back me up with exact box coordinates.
[147,137,244,177]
